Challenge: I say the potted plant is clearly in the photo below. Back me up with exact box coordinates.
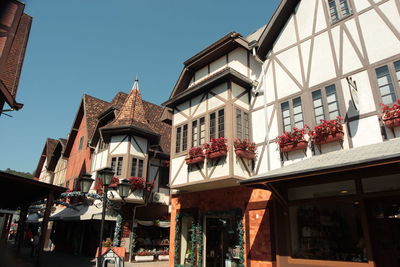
[381,99,400,128]
[309,117,344,145]
[127,177,145,191]
[203,137,227,159]
[134,249,155,262]
[94,176,120,194]
[156,249,169,261]
[275,127,308,152]
[233,138,256,159]
[185,146,205,165]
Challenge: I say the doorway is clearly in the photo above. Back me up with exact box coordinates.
[367,197,400,267]
[205,217,237,267]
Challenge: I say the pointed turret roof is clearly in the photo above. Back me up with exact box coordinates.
[103,80,155,133]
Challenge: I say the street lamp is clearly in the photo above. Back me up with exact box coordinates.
[118,179,131,199]
[79,174,94,194]
[96,167,115,267]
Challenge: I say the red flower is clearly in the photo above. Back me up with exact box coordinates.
[203,137,227,154]
[309,117,344,143]
[187,146,204,158]
[233,138,256,153]
[275,126,308,148]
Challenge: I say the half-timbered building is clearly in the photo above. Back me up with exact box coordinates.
[240,1,400,267]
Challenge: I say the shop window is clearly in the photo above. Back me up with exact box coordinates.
[288,180,356,201]
[209,108,225,139]
[312,84,341,123]
[281,97,304,132]
[290,202,367,262]
[375,60,400,105]
[236,108,250,140]
[175,124,188,153]
[192,117,205,147]
[131,158,144,177]
[362,174,400,193]
[328,0,351,23]
[111,157,123,176]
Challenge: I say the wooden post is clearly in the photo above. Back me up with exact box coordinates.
[15,205,28,255]
[36,190,54,267]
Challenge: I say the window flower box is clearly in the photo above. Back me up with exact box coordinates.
[234,138,256,160]
[275,127,309,153]
[382,100,400,128]
[309,117,344,145]
[203,137,228,160]
[158,255,169,261]
[234,149,256,159]
[280,140,308,152]
[185,146,205,165]
[134,255,154,262]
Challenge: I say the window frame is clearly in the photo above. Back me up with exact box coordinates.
[209,108,225,141]
[235,107,251,140]
[130,157,145,178]
[279,96,305,133]
[174,123,188,154]
[311,84,341,124]
[374,59,400,106]
[78,136,84,151]
[111,156,124,176]
[327,0,352,24]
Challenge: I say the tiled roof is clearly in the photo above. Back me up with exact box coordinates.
[83,94,110,141]
[111,92,128,110]
[105,87,155,134]
[245,138,400,184]
[142,100,171,153]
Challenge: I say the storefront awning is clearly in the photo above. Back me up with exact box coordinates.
[50,204,117,221]
[241,138,400,186]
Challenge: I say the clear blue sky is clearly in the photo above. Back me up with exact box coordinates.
[0,0,280,173]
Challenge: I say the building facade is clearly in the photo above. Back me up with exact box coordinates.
[167,0,400,267]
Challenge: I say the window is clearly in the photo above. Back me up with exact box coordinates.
[375,61,400,105]
[312,84,341,123]
[236,108,250,140]
[175,124,188,153]
[328,0,351,23]
[111,157,123,176]
[209,108,225,139]
[99,138,109,150]
[281,97,304,132]
[191,117,205,147]
[131,158,144,177]
[78,136,84,151]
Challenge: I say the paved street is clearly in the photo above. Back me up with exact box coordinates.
[3,243,168,267]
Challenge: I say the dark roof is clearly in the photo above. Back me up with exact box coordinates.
[142,100,171,153]
[45,138,58,163]
[34,138,58,178]
[0,171,66,210]
[64,94,109,157]
[0,1,32,110]
[257,0,300,60]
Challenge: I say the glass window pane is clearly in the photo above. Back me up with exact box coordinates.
[325,84,336,95]
[329,111,340,120]
[316,115,325,123]
[236,109,242,139]
[192,120,198,147]
[339,0,350,17]
[377,76,391,87]
[288,180,356,200]
[176,127,182,153]
[326,93,337,104]
[329,0,339,22]
[284,117,291,125]
[328,102,338,112]
[315,107,324,116]
[138,159,143,178]
[382,94,396,105]
[182,125,188,151]
[290,202,366,262]
[131,158,137,176]
[294,121,304,129]
[293,105,302,114]
[313,98,322,107]
[117,157,123,176]
[294,113,303,123]
[209,113,216,139]
[312,90,322,100]
[199,117,205,145]
[376,65,389,78]
[379,84,394,96]
[218,109,225,138]
[244,112,250,140]
[284,125,292,132]
[282,110,290,117]
[293,97,302,107]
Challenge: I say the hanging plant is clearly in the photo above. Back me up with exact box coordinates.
[381,99,400,128]
[309,117,344,145]
[185,146,205,165]
[203,137,228,159]
[94,176,120,194]
[275,127,309,153]
[234,138,256,159]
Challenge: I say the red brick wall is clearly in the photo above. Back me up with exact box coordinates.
[65,116,92,190]
[169,186,274,267]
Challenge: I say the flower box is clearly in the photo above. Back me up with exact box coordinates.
[135,255,154,262]
[185,155,205,165]
[206,149,227,159]
[383,116,400,128]
[235,149,256,160]
[280,140,308,153]
[158,255,169,261]
[313,132,344,145]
